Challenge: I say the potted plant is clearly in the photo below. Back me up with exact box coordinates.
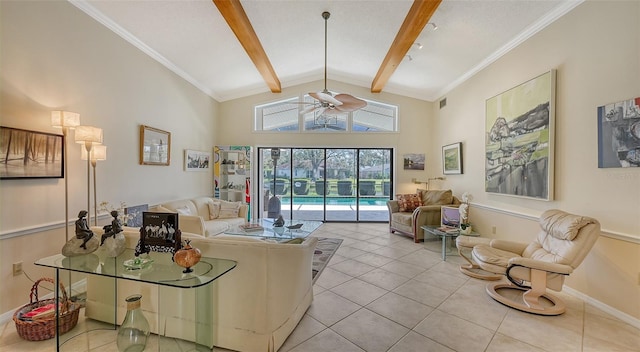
[459,192,473,235]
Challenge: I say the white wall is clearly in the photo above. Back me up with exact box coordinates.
[431,1,640,321]
[0,1,219,313]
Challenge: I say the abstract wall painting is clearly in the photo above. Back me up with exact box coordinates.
[597,97,640,168]
[485,70,556,201]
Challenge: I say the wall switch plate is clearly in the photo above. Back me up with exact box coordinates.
[13,262,23,276]
[491,226,497,234]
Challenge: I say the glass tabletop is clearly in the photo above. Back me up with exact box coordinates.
[421,225,479,237]
[35,248,236,289]
[224,218,323,239]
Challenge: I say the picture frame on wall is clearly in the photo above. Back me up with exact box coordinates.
[139,125,171,166]
[485,70,556,201]
[403,153,425,170]
[442,142,463,175]
[184,149,211,171]
[0,126,64,179]
[597,97,640,168]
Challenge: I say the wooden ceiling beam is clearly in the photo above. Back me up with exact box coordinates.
[213,0,281,93]
[371,0,441,93]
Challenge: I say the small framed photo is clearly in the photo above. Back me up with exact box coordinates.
[403,153,425,170]
[139,125,171,166]
[124,204,148,227]
[136,212,181,255]
[184,149,211,171]
[442,142,463,175]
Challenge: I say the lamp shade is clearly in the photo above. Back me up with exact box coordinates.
[75,126,103,145]
[51,111,80,128]
[81,145,107,161]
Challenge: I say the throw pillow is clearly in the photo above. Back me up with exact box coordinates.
[419,189,453,205]
[175,206,192,215]
[208,202,221,220]
[219,201,241,219]
[396,193,422,212]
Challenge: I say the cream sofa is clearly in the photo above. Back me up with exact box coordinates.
[387,189,460,242]
[85,227,318,352]
[153,196,248,237]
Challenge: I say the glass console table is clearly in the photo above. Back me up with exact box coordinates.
[35,249,236,351]
[421,225,479,261]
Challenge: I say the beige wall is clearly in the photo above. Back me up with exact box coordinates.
[432,1,640,321]
[0,1,219,314]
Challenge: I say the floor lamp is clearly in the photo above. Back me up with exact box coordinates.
[51,111,80,241]
[81,145,107,226]
[75,126,103,227]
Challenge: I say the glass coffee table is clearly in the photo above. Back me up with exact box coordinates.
[421,225,479,260]
[225,218,323,240]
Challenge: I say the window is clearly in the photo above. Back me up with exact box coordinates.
[254,94,398,132]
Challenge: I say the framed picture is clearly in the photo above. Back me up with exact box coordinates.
[597,97,640,168]
[184,149,211,171]
[442,142,462,175]
[0,126,64,179]
[139,125,170,166]
[485,70,556,201]
[124,204,148,227]
[403,153,425,170]
[136,212,181,255]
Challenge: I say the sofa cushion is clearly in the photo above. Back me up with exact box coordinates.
[396,193,422,212]
[219,201,242,219]
[175,205,192,215]
[208,202,221,220]
[418,189,453,205]
[161,199,198,215]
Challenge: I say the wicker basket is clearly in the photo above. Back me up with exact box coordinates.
[12,277,80,341]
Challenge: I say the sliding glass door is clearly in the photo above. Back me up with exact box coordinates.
[259,147,392,222]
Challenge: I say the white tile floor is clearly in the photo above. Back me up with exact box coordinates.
[2,223,639,351]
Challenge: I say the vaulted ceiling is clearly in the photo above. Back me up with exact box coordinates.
[73,0,580,102]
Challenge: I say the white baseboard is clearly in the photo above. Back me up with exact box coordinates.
[0,279,87,325]
[563,286,640,329]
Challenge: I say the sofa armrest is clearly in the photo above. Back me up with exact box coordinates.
[386,200,399,213]
[178,215,206,236]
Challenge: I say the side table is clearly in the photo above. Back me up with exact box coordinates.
[421,225,479,261]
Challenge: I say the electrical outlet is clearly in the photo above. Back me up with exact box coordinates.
[13,262,23,276]
[492,226,497,235]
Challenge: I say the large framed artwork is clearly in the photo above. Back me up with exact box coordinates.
[0,126,64,179]
[139,125,171,166]
[442,142,462,174]
[485,70,556,201]
[597,97,640,168]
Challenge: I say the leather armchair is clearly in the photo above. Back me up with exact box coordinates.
[387,189,460,243]
[470,209,600,315]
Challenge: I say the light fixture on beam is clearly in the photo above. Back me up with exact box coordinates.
[427,22,438,30]
[51,111,80,241]
[413,42,423,49]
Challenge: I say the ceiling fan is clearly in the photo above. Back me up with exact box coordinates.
[299,11,367,117]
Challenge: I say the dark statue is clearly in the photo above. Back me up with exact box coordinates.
[101,210,123,245]
[75,210,94,250]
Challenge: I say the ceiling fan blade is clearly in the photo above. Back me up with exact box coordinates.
[310,91,342,106]
[299,105,317,115]
[334,94,367,112]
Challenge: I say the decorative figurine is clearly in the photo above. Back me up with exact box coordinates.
[75,210,94,250]
[273,215,285,227]
[101,210,123,245]
[62,210,99,257]
[174,240,201,273]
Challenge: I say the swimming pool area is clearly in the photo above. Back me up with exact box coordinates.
[280,196,390,206]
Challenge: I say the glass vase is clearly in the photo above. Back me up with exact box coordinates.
[117,294,150,352]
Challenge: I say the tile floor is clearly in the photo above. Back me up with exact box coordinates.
[1,223,638,351]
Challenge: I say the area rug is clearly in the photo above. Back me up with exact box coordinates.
[312,237,343,284]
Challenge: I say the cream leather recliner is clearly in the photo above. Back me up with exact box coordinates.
[470,209,600,315]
